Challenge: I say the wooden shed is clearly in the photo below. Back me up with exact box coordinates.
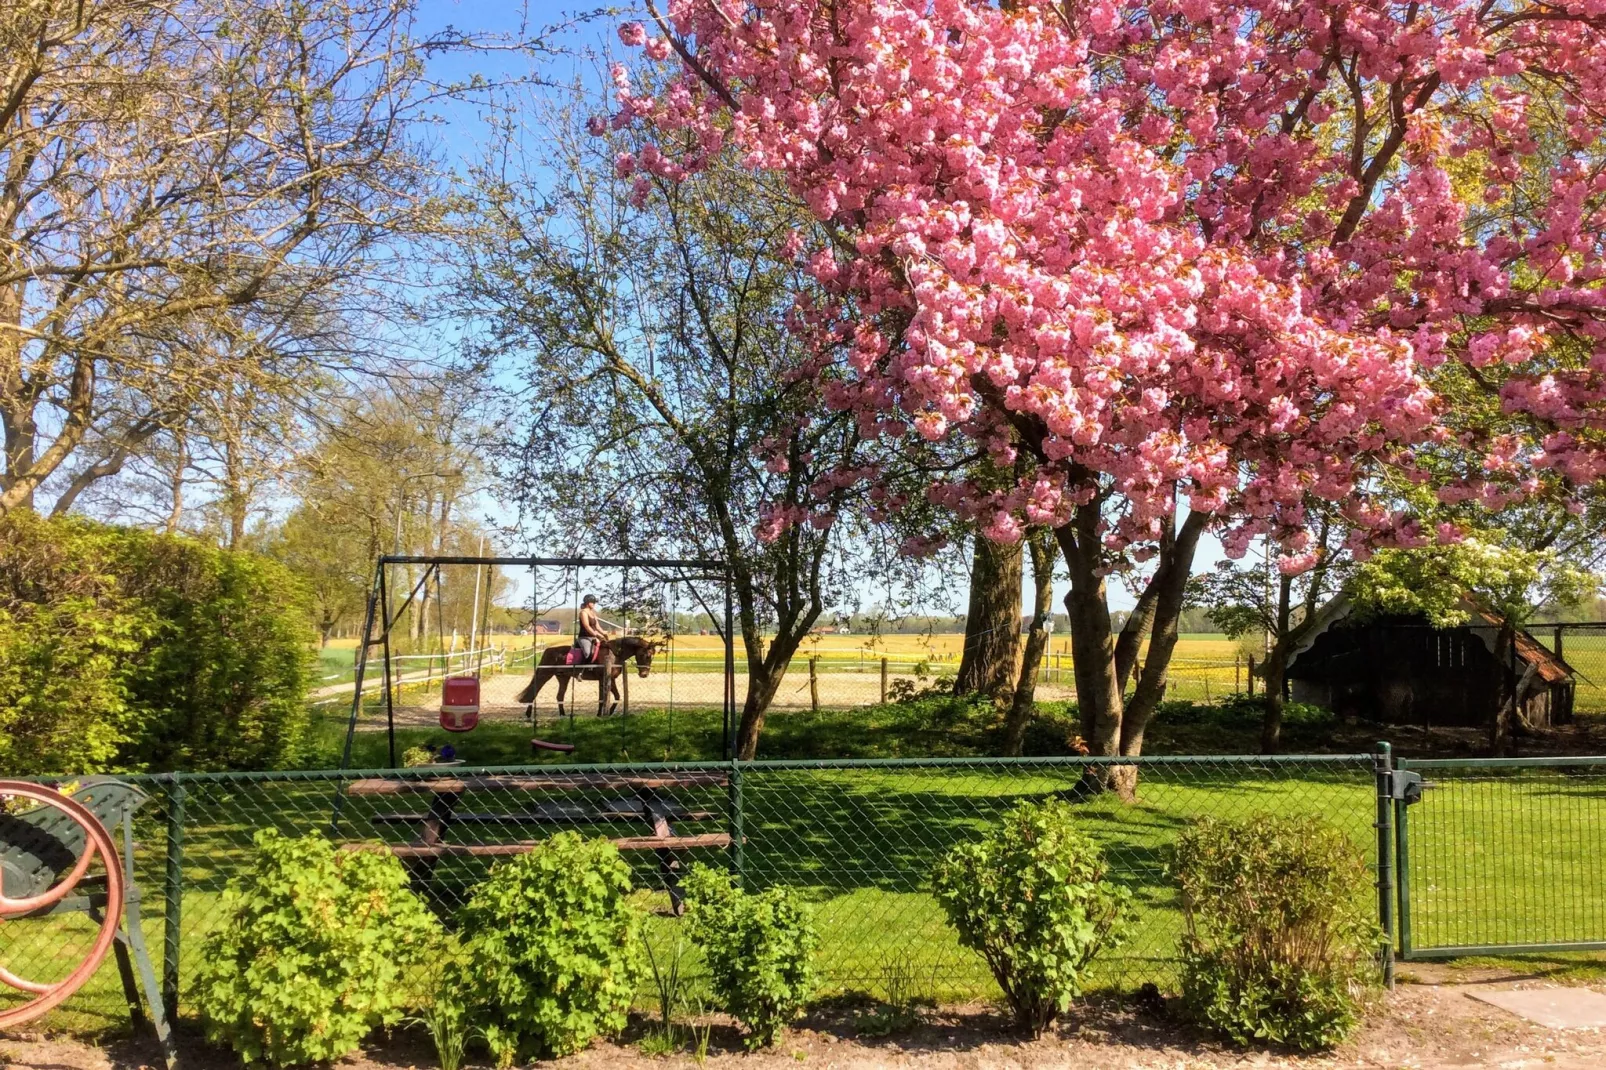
[1285,596,1577,728]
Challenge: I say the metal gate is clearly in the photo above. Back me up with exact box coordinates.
[1394,756,1606,959]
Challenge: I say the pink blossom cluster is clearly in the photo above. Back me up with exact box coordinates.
[609,0,1606,562]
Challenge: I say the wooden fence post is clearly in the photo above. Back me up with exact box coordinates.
[809,656,819,713]
[880,657,889,703]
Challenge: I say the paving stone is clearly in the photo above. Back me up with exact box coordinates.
[1467,987,1606,1029]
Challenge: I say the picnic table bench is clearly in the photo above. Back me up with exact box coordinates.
[1,778,174,1066]
[344,772,733,913]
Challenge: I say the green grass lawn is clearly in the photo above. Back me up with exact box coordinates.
[2,758,1379,1036]
[11,696,1605,1041]
[302,690,1391,769]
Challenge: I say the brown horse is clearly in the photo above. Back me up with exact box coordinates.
[516,635,660,717]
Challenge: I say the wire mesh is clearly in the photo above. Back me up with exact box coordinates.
[4,754,1382,1029]
[1535,623,1606,717]
[1397,758,1606,956]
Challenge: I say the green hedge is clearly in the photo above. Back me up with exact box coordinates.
[0,511,314,773]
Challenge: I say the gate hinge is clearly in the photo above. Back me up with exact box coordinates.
[1390,770,1425,805]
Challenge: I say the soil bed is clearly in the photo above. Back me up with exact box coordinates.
[8,976,1606,1070]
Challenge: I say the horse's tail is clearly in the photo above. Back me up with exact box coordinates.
[516,667,541,704]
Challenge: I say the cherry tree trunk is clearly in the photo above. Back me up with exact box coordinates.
[1004,530,1055,755]
[1056,509,1206,798]
[954,530,1023,699]
[1260,650,1288,754]
[1488,624,1518,757]
[735,665,786,760]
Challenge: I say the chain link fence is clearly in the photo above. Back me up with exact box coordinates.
[1535,622,1606,717]
[4,755,1384,1031]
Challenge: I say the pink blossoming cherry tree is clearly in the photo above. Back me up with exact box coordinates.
[612,0,1606,777]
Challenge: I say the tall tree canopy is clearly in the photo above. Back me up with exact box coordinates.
[459,100,931,757]
[0,0,514,515]
[614,0,1606,773]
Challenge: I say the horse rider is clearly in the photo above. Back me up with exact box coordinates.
[576,594,609,663]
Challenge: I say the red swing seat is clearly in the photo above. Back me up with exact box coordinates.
[439,675,481,732]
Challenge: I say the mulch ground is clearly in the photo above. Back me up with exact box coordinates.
[6,969,1606,1070]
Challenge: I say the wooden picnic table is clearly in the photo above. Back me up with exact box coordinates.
[345,772,732,913]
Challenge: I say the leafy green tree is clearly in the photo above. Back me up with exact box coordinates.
[284,383,501,651]
[265,504,370,646]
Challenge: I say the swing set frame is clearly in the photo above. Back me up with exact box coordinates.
[335,555,737,769]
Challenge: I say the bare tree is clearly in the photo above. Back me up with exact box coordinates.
[0,0,533,514]
[459,94,944,757]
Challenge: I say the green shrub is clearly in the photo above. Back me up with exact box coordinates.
[682,864,817,1048]
[195,830,441,1066]
[1173,813,1378,1051]
[450,833,645,1061]
[0,511,313,773]
[0,513,150,773]
[117,534,314,770]
[932,799,1131,1036]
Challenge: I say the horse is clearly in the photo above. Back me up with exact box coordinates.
[516,635,661,718]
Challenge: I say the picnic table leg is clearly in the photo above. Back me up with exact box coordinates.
[123,898,177,1069]
[639,789,686,915]
[405,791,460,885]
[658,845,684,916]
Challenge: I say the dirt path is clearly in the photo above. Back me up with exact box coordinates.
[6,978,1605,1070]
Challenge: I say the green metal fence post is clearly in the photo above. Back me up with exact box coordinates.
[161,772,186,1018]
[1374,742,1395,989]
[729,759,745,884]
[1395,769,1413,961]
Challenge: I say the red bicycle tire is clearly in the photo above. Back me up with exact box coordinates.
[0,782,125,1029]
